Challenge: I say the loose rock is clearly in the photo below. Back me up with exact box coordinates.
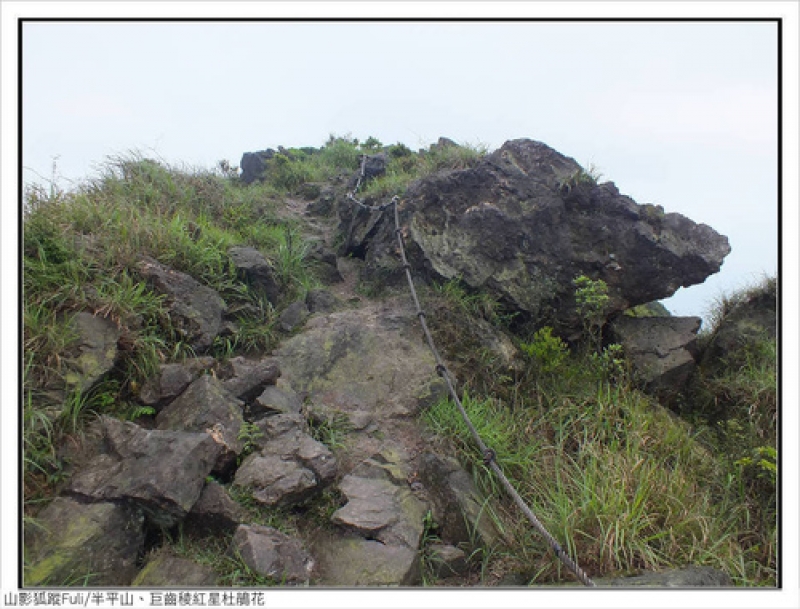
[229,524,314,584]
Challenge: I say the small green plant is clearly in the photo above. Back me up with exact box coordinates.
[237,421,264,460]
[573,275,610,351]
[520,327,568,373]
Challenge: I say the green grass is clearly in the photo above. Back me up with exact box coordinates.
[420,274,778,586]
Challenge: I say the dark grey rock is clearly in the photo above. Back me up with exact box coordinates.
[138,357,216,407]
[25,497,145,587]
[186,480,245,533]
[240,149,275,185]
[598,566,733,587]
[136,256,226,352]
[228,246,281,305]
[132,553,218,587]
[346,138,730,331]
[220,356,281,403]
[252,385,302,417]
[155,375,245,474]
[278,300,310,332]
[61,311,120,395]
[68,417,221,527]
[253,412,307,440]
[229,525,314,584]
[611,315,702,400]
[233,453,317,507]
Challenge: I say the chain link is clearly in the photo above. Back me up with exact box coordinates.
[345,161,596,587]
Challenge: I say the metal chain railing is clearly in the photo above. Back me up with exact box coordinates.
[346,158,596,587]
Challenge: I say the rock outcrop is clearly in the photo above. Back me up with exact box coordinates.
[345,139,730,330]
[610,315,702,401]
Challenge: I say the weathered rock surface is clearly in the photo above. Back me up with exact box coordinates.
[138,356,216,407]
[228,246,281,305]
[155,375,246,473]
[185,480,245,533]
[220,355,281,403]
[311,533,420,586]
[611,315,702,400]
[278,299,310,332]
[252,385,302,417]
[25,497,144,586]
[61,311,120,394]
[596,566,732,587]
[229,525,314,584]
[233,417,336,507]
[68,417,221,527]
[132,553,218,587]
[136,256,226,351]
[418,451,502,548]
[348,139,730,329]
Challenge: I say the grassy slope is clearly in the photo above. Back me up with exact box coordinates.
[22,136,777,586]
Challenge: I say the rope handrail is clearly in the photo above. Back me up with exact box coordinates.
[346,159,596,587]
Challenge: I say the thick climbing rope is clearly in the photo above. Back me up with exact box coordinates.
[346,157,596,587]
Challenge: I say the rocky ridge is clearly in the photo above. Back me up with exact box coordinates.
[24,138,737,588]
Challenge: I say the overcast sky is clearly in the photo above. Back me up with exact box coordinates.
[19,18,780,322]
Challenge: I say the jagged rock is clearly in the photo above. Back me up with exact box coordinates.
[306,185,338,217]
[220,356,281,403]
[61,311,120,395]
[311,532,420,586]
[417,452,502,549]
[306,288,341,314]
[234,453,318,506]
[426,543,469,578]
[278,300,310,332]
[136,256,226,352]
[253,412,307,439]
[240,149,275,184]
[331,473,426,549]
[185,480,245,533]
[155,375,245,474]
[349,139,730,330]
[228,246,281,305]
[251,385,302,417]
[597,566,732,587]
[132,553,218,587]
[233,426,336,507]
[610,316,702,400]
[229,525,314,584]
[68,416,221,527]
[24,497,145,587]
[138,356,216,407]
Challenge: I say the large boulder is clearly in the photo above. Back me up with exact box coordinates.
[610,315,702,401]
[136,256,226,352]
[68,417,221,527]
[347,139,730,330]
[25,497,145,587]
